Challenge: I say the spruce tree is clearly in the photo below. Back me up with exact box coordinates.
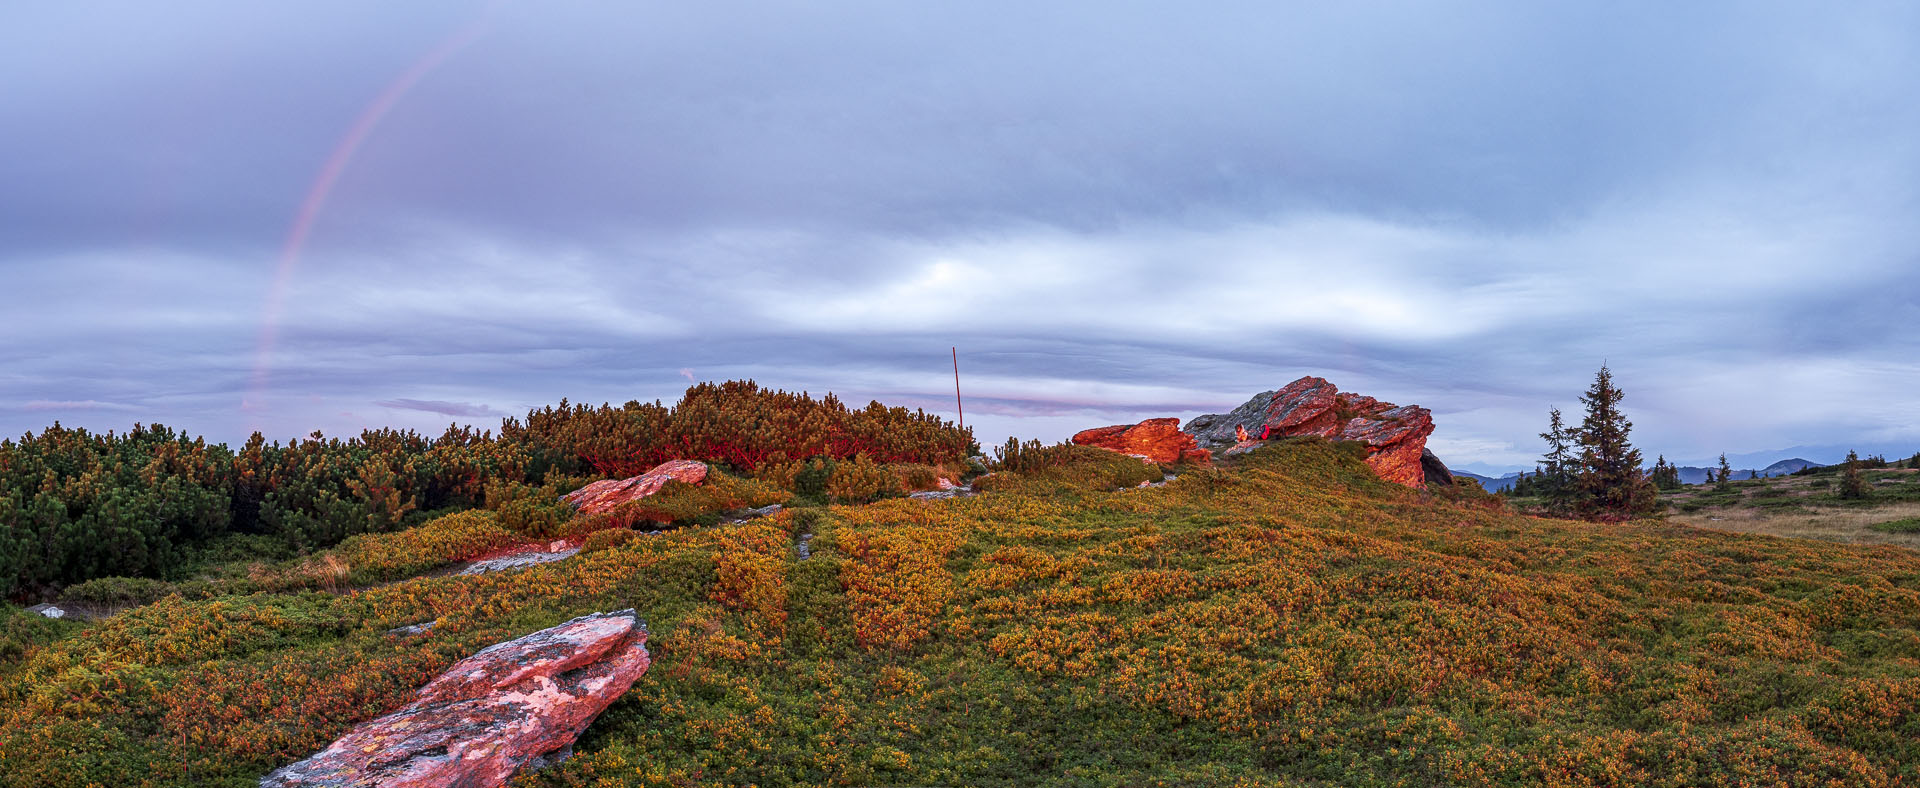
[1537,407,1577,513]
[1572,364,1657,517]
[1840,450,1870,500]
[1715,453,1733,492]
[1650,455,1680,491]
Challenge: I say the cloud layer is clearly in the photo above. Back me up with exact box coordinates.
[4,2,1917,472]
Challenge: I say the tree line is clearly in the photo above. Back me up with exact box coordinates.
[0,380,973,596]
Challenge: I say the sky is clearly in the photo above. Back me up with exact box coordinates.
[4,2,1918,475]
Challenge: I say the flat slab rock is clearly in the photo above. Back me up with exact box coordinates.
[459,540,582,576]
[262,610,651,788]
[561,459,708,515]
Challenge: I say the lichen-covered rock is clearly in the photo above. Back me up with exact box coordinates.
[261,610,651,788]
[1071,417,1211,465]
[1184,377,1436,486]
[561,459,708,514]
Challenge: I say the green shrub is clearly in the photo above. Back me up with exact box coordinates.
[0,605,80,664]
[827,455,904,504]
[61,576,174,606]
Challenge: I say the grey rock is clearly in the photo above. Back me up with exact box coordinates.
[1183,390,1277,448]
[459,547,581,576]
[386,620,437,637]
[26,603,64,619]
[909,486,975,501]
[1420,448,1454,486]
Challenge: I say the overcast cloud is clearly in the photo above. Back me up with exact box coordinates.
[4,2,1917,473]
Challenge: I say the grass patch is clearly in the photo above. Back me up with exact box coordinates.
[1870,517,1920,534]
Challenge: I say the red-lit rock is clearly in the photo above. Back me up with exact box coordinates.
[261,610,651,788]
[561,459,708,514]
[1184,377,1437,486]
[1071,417,1211,465]
[1260,377,1344,438]
[1334,404,1435,486]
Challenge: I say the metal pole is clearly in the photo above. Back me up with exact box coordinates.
[952,346,963,431]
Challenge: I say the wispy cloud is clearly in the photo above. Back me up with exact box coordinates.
[375,399,506,418]
[22,400,140,412]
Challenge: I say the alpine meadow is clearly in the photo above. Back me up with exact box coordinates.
[6,3,1920,787]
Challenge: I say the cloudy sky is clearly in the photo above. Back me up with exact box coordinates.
[4,2,1918,474]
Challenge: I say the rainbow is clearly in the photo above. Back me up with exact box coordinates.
[246,9,495,424]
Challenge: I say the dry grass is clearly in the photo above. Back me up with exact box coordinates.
[1672,500,1920,549]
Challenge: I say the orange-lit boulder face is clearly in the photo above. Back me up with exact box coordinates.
[561,459,708,514]
[261,610,651,788]
[1071,417,1212,465]
[1184,377,1436,486]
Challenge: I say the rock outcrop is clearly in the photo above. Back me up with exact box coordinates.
[1184,377,1436,486]
[1420,448,1453,486]
[1071,417,1213,465]
[262,610,651,788]
[562,459,708,514]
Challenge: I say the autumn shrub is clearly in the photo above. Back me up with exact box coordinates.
[709,523,790,635]
[579,528,645,554]
[758,456,841,501]
[1431,476,1506,509]
[501,380,972,478]
[991,436,1081,473]
[976,444,1162,494]
[888,463,941,491]
[826,455,903,504]
[838,526,961,651]
[331,509,518,584]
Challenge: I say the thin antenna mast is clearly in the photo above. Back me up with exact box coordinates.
[952,346,963,431]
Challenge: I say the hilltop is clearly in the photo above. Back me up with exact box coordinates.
[2,383,1918,786]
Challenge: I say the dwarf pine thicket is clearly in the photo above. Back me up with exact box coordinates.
[0,380,973,596]
[0,436,1917,786]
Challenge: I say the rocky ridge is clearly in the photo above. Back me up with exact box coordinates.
[1184,376,1438,486]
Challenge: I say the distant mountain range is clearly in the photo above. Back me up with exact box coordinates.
[1453,458,1825,492]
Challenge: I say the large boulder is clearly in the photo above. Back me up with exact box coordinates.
[261,610,651,788]
[1071,417,1212,465]
[562,459,708,514]
[1184,377,1436,486]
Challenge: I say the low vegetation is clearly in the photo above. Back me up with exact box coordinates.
[2,438,1916,786]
